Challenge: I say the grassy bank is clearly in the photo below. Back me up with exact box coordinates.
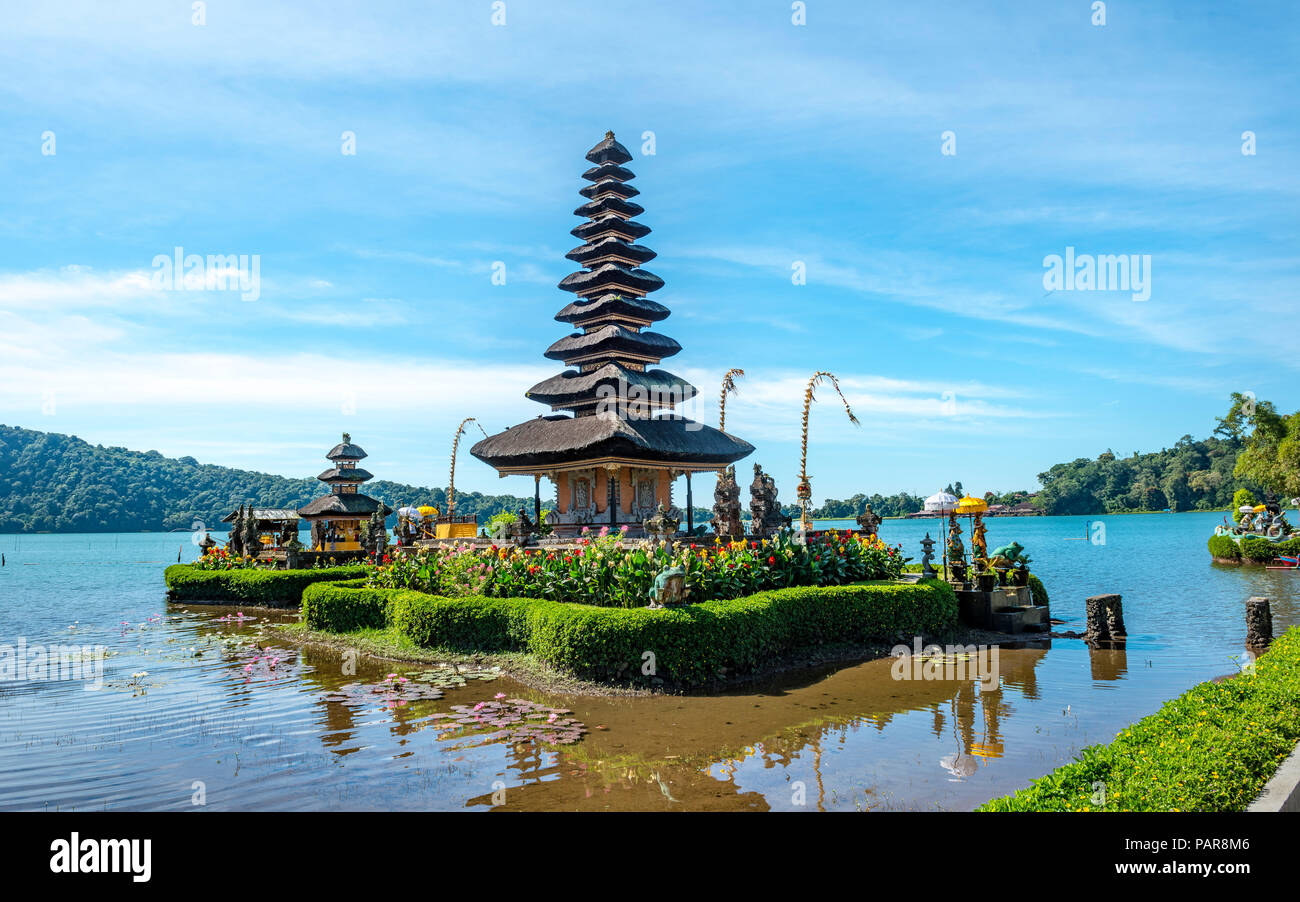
[301,578,959,689]
[979,626,1300,812]
[164,564,369,606]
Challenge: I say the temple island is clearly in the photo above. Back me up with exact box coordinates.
[470,131,754,537]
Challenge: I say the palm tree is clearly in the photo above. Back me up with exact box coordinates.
[718,368,745,433]
[447,417,488,517]
[797,371,859,524]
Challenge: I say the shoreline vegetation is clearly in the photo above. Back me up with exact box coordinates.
[3,399,1291,534]
[980,627,1300,812]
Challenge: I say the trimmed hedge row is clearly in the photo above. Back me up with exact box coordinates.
[302,579,959,687]
[979,626,1300,811]
[164,564,369,606]
[1207,534,1300,564]
[301,579,401,631]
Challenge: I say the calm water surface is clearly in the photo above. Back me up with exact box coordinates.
[0,511,1295,811]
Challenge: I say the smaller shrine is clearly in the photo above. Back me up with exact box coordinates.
[298,433,391,554]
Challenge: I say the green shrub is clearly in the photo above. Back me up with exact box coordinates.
[1026,573,1049,607]
[979,627,1300,811]
[321,579,958,687]
[1232,488,1257,510]
[1239,535,1300,563]
[164,564,368,606]
[300,579,402,631]
[1207,534,1242,561]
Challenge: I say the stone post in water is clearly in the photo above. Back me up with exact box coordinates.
[1085,593,1126,646]
[1246,597,1273,649]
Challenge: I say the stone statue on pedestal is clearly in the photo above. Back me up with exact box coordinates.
[711,465,743,540]
[855,503,882,540]
[749,464,791,538]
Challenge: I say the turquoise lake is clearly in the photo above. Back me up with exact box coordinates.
[0,510,1295,811]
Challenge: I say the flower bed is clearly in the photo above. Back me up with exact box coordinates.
[366,528,905,608]
[978,626,1300,812]
[300,578,958,687]
[164,564,369,607]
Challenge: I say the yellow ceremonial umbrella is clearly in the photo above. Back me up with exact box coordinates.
[418,505,438,518]
[1253,504,1267,512]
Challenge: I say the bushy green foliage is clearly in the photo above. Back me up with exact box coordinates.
[367,529,905,607]
[1207,534,1242,561]
[164,564,368,606]
[305,579,958,687]
[0,424,531,533]
[1232,488,1257,509]
[1026,573,1049,607]
[979,627,1300,811]
[1239,535,1300,563]
[811,492,925,519]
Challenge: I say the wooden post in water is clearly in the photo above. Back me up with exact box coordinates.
[1246,597,1273,649]
[1085,593,1127,646]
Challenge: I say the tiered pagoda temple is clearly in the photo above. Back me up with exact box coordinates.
[472,132,753,537]
[298,433,391,552]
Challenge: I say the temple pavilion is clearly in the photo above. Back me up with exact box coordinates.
[298,433,391,552]
[471,132,753,537]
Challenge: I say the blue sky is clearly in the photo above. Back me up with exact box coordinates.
[1,0,1297,506]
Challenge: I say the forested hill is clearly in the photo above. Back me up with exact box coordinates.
[0,424,530,534]
[1033,434,1247,515]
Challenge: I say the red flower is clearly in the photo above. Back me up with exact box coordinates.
[767,555,776,565]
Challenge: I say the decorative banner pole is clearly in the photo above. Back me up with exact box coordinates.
[447,417,488,518]
[797,371,859,527]
[718,367,745,433]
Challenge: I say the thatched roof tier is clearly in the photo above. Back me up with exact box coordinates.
[221,508,299,523]
[544,324,681,364]
[555,293,670,326]
[471,415,753,471]
[298,493,390,519]
[558,262,663,297]
[579,179,639,201]
[582,162,634,183]
[526,363,696,411]
[326,434,367,461]
[565,237,656,267]
[573,196,645,220]
[585,131,633,165]
[316,467,374,483]
[570,216,651,242]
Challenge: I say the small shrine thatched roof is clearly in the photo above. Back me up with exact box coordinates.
[545,325,680,363]
[221,508,299,523]
[316,467,374,483]
[297,493,390,518]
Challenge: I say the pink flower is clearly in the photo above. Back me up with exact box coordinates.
[494,692,506,699]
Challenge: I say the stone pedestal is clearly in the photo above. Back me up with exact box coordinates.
[1085,594,1126,646]
[956,585,1048,633]
[1246,597,1273,649]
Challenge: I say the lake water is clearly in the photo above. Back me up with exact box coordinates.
[0,511,1295,811]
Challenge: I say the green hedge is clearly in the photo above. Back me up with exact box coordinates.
[1026,574,1048,607]
[1209,534,1300,564]
[164,564,369,606]
[979,626,1300,811]
[1207,534,1242,561]
[301,579,401,631]
[303,579,958,687]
